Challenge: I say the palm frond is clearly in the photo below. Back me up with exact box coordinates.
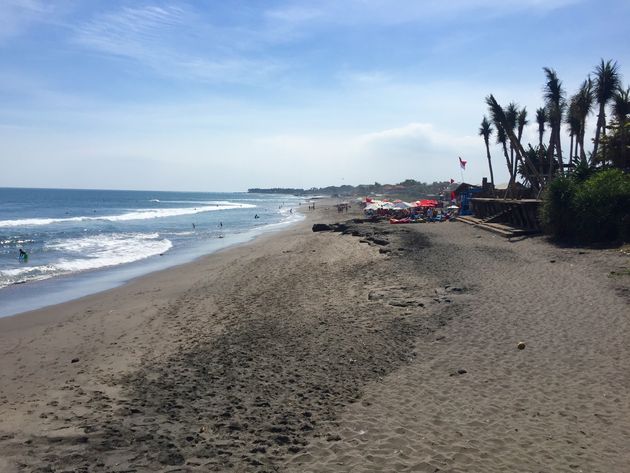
[593,59,621,104]
[612,86,630,123]
[479,116,493,140]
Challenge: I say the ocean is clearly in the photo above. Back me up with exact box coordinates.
[0,188,304,317]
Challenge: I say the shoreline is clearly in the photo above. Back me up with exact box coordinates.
[1,202,629,472]
[0,207,305,319]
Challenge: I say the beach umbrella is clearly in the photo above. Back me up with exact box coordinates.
[447,205,459,210]
[393,201,413,209]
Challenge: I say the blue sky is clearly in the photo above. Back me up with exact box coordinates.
[1,0,629,191]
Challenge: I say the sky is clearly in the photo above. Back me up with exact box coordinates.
[1,0,629,192]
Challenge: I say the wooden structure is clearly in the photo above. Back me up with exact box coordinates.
[456,198,542,237]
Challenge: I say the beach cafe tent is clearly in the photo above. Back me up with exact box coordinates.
[393,201,413,209]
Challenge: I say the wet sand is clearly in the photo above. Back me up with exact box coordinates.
[1,202,629,472]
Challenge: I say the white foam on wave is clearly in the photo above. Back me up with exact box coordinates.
[155,200,247,205]
[1,266,55,278]
[0,233,172,288]
[0,202,256,228]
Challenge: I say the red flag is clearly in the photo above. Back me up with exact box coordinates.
[459,157,467,170]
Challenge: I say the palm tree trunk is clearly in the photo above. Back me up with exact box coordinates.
[502,143,514,197]
[592,103,606,163]
[484,139,495,189]
[547,129,556,183]
[579,119,587,161]
[512,154,519,185]
[617,120,628,169]
[486,95,544,190]
[510,146,515,185]
[555,125,564,174]
[507,130,543,191]
[569,134,574,167]
[601,115,608,163]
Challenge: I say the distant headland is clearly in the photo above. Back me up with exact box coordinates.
[248,180,451,198]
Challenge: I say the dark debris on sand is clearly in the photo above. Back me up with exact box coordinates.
[9,219,468,472]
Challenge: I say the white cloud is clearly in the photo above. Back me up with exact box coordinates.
[248,122,484,187]
[0,0,53,42]
[73,4,280,83]
[268,0,582,27]
[265,6,322,23]
[356,122,479,174]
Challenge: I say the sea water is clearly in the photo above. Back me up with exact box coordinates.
[0,188,304,316]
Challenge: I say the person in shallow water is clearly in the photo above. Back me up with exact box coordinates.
[18,249,28,261]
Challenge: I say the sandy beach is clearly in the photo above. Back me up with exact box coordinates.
[1,202,629,472]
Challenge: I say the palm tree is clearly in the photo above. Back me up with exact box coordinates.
[572,78,594,161]
[612,86,630,123]
[516,108,528,179]
[535,107,546,147]
[496,121,513,187]
[543,67,566,176]
[592,59,621,161]
[505,102,519,185]
[518,144,556,183]
[566,99,581,166]
[486,94,543,192]
[610,86,630,168]
[479,116,495,188]
[517,107,528,143]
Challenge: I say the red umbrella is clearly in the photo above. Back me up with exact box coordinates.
[416,199,438,207]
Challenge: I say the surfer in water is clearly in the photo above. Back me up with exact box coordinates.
[18,249,28,262]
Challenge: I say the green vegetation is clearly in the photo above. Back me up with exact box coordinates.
[481,59,629,196]
[249,179,451,199]
[540,168,630,243]
[481,58,629,243]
